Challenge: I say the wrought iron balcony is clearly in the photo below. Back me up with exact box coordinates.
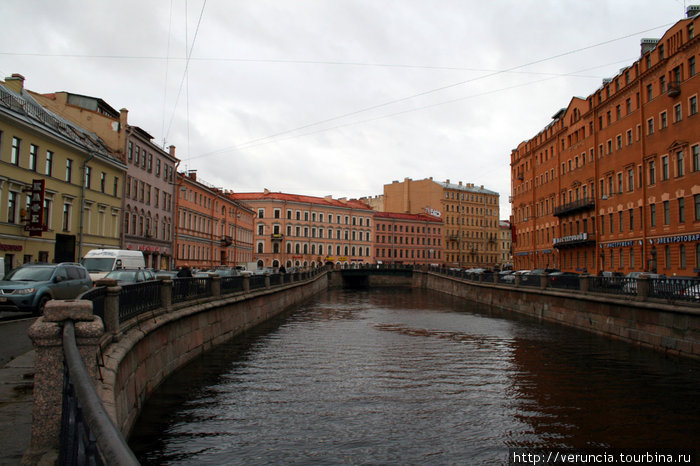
[667,81,681,98]
[553,197,595,217]
[271,233,284,242]
[221,235,233,246]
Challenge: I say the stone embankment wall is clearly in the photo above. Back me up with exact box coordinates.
[99,273,329,436]
[422,272,699,359]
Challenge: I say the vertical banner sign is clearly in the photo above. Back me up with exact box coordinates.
[28,179,46,236]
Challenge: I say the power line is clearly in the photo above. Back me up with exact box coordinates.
[187,57,634,161]
[163,0,207,144]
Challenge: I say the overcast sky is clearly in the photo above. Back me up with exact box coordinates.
[0,0,689,218]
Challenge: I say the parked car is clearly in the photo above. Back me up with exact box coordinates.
[548,271,579,289]
[0,262,92,314]
[621,272,664,294]
[498,270,515,283]
[204,267,240,277]
[103,268,156,285]
[81,249,146,281]
[682,283,700,301]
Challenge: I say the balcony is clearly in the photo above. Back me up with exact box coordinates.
[271,233,284,242]
[553,197,595,217]
[552,232,595,249]
[220,235,233,247]
[667,81,681,98]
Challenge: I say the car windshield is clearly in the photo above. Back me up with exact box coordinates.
[104,270,138,281]
[5,266,55,282]
[81,257,116,272]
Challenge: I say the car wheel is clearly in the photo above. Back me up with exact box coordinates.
[35,295,51,316]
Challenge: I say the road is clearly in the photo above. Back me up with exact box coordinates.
[0,312,36,366]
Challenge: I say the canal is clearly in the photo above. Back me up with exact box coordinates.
[129,288,700,464]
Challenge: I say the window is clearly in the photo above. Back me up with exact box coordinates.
[100,172,106,192]
[7,191,17,224]
[66,159,73,183]
[647,118,654,135]
[690,56,696,77]
[128,142,133,161]
[647,83,653,101]
[650,204,656,227]
[696,194,700,221]
[660,111,667,129]
[11,137,21,165]
[62,203,71,231]
[258,208,264,219]
[147,153,152,171]
[113,177,119,197]
[677,151,684,177]
[84,166,92,188]
[629,208,634,230]
[662,156,669,180]
[29,144,38,171]
[649,160,656,184]
[680,244,687,269]
[690,96,698,116]
[679,197,685,223]
[674,103,682,122]
[693,145,700,172]
[134,146,140,165]
[627,169,634,191]
[663,200,670,225]
[45,151,53,176]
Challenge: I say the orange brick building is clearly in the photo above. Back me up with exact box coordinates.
[174,171,254,269]
[230,190,375,268]
[511,8,700,276]
[373,212,442,265]
[384,177,500,268]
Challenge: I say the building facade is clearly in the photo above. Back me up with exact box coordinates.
[31,92,179,270]
[373,212,442,265]
[230,190,375,269]
[174,171,254,270]
[510,8,700,276]
[0,74,126,274]
[383,177,500,268]
[498,220,513,269]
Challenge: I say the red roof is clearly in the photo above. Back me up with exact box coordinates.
[229,191,374,210]
[373,211,442,223]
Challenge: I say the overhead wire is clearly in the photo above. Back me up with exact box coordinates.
[163,0,207,145]
[189,22,674,161]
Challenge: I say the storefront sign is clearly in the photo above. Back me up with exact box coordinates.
[27,179,46,237]
[602,240,635,248]
[650,233,700,245]
[0,243,23,251]
[424,207,441,218]
[553,232,588,245]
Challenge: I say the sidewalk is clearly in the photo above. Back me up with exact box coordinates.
[0,350,34,465]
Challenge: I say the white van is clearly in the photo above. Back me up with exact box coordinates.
[81,249,146,281]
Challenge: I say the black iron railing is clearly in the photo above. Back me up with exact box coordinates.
[60,321,138,466]
[221,276,245,294]
[119,281,162,322]
[78,287,106,321]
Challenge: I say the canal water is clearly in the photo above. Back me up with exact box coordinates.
[130,288,700,464]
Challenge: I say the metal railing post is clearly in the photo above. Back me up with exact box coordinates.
[243,275,250,292]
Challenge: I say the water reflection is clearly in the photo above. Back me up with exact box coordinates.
[130,288,700,464]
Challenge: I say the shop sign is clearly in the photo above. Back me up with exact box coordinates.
[26,179,47,237]
[553,232,587,245]
[424,207,441,218]
[603,240,634,248]
[0,243,23,251]
[649,233,700,245]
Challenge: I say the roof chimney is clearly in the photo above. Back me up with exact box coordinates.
[687,5,700,17]
[640,38,659,56]
[119,108,129,129]
[4,73,25,94]
[169,145,176,158]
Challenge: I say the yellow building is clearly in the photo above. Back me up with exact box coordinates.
[0,74,126,273]
[384,177,500,268]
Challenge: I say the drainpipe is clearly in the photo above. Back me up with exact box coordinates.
[78,152,96,261]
